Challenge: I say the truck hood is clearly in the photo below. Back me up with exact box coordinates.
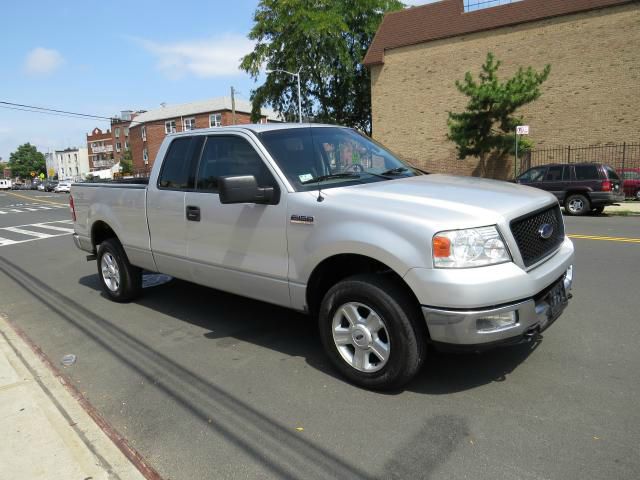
[319,174,557,228]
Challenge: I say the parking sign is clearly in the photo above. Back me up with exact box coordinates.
[516,125,530,135]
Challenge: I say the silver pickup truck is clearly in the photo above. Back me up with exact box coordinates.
[71,124,574,389]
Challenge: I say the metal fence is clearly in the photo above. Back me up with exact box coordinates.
[520,142,640,174]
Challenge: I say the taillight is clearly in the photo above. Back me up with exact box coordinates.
[69,195,77,222]
[601,180,612,192]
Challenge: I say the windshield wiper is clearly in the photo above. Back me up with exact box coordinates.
[379,167,409,175]
[300,173,361,184]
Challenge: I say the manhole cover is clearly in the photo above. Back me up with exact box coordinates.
[61,354,77,366]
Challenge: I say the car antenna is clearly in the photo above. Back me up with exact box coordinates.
[317,176,324,202]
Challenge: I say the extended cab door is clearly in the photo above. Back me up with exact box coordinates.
[146,136,204,279]
[183,133,290,307]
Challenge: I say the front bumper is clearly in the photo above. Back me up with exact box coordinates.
[421,265,573,347]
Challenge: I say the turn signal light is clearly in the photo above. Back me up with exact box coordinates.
[432,236,451,258]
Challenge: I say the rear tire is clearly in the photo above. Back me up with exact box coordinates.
[97,238,142,302]
[565,194,590,216]
[318,274,426,390]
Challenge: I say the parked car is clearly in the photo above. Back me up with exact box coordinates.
[619,168,640,200]
[0,179,11,190]
[71,124,574,390]
[54,181,72,193]
[45,181,59,192]
[516,162,625,215]
[37,183,46,191]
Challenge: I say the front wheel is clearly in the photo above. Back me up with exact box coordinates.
[97,238,142,302]
[318,274,426,390]
[565,194,590,216]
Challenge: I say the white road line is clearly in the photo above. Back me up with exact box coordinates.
[32,223,75,233]
[2,227,57,238]
[0,236,18,246]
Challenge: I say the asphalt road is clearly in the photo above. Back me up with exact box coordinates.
[0,189,638,480]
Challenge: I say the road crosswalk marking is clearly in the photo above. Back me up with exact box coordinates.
[0,203,67,215]
[0,220,74,248]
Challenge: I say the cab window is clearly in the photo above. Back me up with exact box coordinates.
[195,135,277,193]
[158,136,204,190]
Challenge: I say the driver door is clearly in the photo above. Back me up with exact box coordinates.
[183,133,290,307]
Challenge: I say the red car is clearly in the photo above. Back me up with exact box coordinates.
[620,168,640,200]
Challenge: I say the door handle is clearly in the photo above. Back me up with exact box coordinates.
[186,205,200,222]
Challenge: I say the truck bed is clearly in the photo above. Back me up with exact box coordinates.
[71,182,154,270]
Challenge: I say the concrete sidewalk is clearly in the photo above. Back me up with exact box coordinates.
[0,315,150,480]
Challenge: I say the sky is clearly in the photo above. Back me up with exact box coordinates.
[0,0,435,162]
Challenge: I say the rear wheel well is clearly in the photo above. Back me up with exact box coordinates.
[91,221,117,251]
[565,190,591,200]
[306,254,420,318]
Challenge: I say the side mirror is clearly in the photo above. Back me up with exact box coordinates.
[218,175,275,204]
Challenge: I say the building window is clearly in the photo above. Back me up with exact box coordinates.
[116,142,122,152]
[141,126,147,141]
[125,140,129,150]
[143,148,149,165]
[124,127,129,137]
[115,127,120,138]
[209,113,222,128]
[183,117,196,131]
[463,0,522,12]
[165,120,177,134]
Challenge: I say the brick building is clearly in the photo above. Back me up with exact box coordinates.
[129,97,280,172]
[86,127,114,172]
[364,0,640,178]
[87,110,139,176]
[110,110,137,164]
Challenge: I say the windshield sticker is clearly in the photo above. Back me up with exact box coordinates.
[298,173,313,183]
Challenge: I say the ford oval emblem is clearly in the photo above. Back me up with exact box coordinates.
[538,223,554,240]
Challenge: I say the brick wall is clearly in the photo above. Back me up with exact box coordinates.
[370,3,640,178]
[128,110,258,172]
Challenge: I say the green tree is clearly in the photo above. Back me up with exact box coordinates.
[8,143,46,179]
[240,0,404,134]
[120,149,133,175]
[447,53,550,174]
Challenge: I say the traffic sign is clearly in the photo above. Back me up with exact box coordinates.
[516,125,530,135]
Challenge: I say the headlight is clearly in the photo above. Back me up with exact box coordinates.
[433,226,511,268]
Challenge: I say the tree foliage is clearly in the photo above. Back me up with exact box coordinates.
[120,148,133,175]
[9,143,46,179]
[447,53,550,161]
[240,0,404,134]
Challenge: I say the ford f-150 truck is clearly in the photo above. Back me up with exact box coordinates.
[71,124,574,389]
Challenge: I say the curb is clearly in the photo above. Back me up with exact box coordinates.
[1,315,162,480]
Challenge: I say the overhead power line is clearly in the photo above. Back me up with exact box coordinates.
[0,101,141,124]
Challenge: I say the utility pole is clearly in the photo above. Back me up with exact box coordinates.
[230,86,236,125]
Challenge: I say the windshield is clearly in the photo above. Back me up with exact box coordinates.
[258,127,422,191]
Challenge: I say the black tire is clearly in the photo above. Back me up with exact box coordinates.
[318,274,426,390]
[564,193,590,216]
[592,206,605,215]
[96,238,142,302]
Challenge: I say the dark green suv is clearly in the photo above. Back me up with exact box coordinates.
[516,163,625,216]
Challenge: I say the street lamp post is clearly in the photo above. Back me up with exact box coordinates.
[266,68,302,123]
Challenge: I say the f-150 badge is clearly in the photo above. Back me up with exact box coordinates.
[291,215,314,225]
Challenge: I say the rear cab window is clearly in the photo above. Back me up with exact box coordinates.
[158,136,204,190]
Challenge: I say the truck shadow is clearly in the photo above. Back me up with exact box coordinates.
[79,273,539,395]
